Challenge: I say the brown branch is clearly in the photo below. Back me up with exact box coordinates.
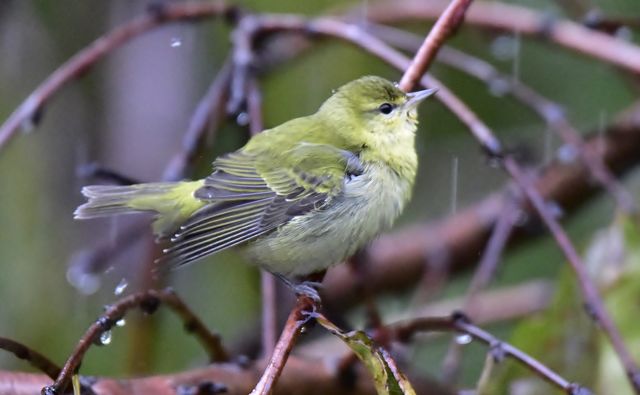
[323,107,640,306]
[283,17,640,388]
[0,1,236,152]
[389,313,592,394]
[365,0,640,75]
[46,288,229,394]
[398,0,473,90]
[162,59,233,181]
[370,23,636,213]
[0,338,60,380]
[0,355,387,395]
[244,74,277,356]
[250,297,317,395]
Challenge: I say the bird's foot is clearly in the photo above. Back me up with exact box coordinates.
[275,274,323,305]
[292,281,323,304]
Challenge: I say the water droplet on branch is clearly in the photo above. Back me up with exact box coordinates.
[114,278,128,296]
[455,334,472,345]
[99,330,112,345]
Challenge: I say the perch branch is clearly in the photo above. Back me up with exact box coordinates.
[250,297,317,395]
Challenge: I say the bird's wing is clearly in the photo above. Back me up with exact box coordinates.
[162,144,363,268]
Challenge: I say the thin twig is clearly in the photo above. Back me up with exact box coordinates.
[0,1,235,151]
[162,60,233,181]
[46,288,228,394]
[397,0,473,90]
[244,74,277,356]
[365,0,640,76]
[0,338,61,380]
[250,297,317,395]
[369,23,636,213]
[260,15,640,391]
[441,195,519,383]
[391,313,592,394]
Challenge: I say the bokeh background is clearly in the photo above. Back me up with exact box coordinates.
[1,0,639,392]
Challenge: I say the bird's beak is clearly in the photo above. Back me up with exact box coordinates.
[404,88,438,109]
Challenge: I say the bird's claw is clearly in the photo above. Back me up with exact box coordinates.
[293,281,323,304]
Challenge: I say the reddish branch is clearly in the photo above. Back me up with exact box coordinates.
[281,15,640,388]
[366,0,640,75]
[46,288,228,394]
[0,338,60,380]
[371,24,636,213]
[324,107,640,305]
[397,0,473,90]
[389,313,592,394]
[250,297,317,395]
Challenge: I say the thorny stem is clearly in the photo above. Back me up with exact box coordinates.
[45,288,228,394]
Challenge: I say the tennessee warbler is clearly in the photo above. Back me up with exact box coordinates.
[75,76,435,299]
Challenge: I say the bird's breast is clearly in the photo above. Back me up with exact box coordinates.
[244,162,414,277]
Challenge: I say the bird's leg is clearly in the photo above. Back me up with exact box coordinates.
[274,273,323,304]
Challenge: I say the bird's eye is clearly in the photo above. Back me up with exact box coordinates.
[378,103,393,114]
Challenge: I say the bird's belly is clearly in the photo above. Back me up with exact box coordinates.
[242,165,411,278]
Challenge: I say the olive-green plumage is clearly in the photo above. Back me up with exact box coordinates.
[75,76,435,279]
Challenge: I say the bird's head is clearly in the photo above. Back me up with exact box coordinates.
[318,76,436,137]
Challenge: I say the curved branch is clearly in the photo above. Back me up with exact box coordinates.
[366,0,640,75]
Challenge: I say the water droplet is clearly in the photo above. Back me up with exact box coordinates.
[99,330,112,345]
[236,112,250,126]
[170,37,182,48]
[114,278,128,296]
[490,35,518,61]
[116,318,126,327]
[455,334,472,345]
[556,144,578,163]
[488,78,510,97]
[66,265,101,295]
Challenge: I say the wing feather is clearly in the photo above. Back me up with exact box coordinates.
[161,144,362,269]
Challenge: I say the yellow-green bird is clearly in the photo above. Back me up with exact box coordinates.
[75,76,435,299]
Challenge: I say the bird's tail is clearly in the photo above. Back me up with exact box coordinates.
[74,181,205,237]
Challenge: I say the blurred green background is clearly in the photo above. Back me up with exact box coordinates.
[0,0,639,391]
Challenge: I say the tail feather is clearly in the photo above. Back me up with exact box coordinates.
[74,181,205,236]
[74,184,174,219]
